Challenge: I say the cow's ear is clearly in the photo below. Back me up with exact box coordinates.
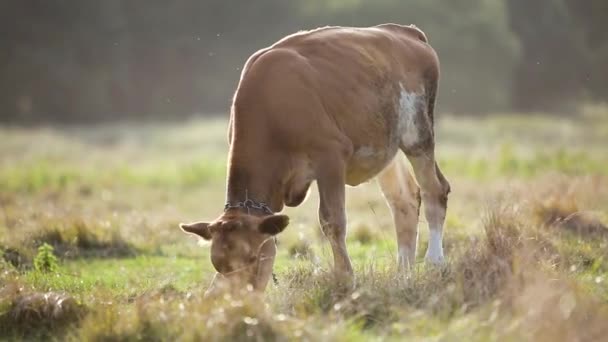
[258,215,289,236]
[180,221,213,240]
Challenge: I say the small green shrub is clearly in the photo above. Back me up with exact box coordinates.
[34,243,58,273]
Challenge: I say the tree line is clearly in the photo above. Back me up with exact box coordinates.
[0,0,605,122]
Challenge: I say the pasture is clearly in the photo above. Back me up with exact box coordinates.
[1,107,608,341]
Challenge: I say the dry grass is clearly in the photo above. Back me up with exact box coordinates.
[1,113,607,340]
[74,290,322,341]
[269,198,608,340]
[1,197,604,341]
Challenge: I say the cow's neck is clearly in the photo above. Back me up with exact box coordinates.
[225,144,285,215]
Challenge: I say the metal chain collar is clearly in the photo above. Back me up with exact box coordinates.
[224,198,273,215]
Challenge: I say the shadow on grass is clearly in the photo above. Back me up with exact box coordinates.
[31,221,138,259]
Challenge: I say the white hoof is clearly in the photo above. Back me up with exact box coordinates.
[424,252,445,265]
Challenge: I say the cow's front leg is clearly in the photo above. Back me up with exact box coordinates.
[317,157,353,282]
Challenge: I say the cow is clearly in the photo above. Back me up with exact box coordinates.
[179,24,450,294]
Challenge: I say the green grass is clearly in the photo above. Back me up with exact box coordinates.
[22,256,205,296]
[1,111,608,340]
[0,157,225,193]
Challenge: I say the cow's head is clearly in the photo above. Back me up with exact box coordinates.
[180,211,289,294]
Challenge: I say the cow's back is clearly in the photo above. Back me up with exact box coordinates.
[232,24,439,185]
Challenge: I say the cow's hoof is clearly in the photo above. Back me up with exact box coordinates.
[332,271,356,292]
[424,254,445,266]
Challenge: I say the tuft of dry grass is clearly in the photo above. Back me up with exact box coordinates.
[499,271,608,341]
[0,288,86,339]
[534,195,608,238]
[523,175,608,239]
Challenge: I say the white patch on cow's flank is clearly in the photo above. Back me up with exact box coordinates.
[398,83,423,148]
[354,146,377,159]
[353,146,387,165]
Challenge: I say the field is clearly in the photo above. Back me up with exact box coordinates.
[1,107,608,341]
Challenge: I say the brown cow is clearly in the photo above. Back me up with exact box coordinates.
[180,24,450,294]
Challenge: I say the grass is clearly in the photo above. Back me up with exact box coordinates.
[1,109,608,340]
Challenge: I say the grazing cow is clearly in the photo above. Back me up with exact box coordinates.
[180,24,450,293]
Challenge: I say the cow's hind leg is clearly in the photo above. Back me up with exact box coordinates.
[377,155,421,270]
[400,71,450,264]
[405,150,450,264]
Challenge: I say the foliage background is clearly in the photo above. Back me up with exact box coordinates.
[1,0,606,123]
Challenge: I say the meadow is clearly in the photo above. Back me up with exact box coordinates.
[1,106,608,341]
